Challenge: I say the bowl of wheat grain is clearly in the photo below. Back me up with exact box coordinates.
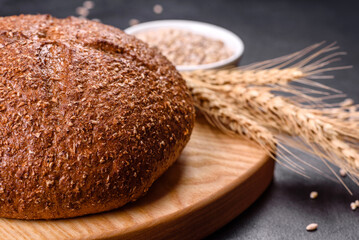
[125,20,244,71]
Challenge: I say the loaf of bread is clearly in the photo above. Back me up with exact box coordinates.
[0,14,195,219]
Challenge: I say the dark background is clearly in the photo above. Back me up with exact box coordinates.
[1,0,358,239]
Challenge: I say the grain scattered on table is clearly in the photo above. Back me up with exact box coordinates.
[153,4,163,14]
[339,168,347,177]
[129,18,140,26]
[310,191,318,199]
[76,6,89,17]
[350,202,357,211]
[83,1,94,9]
[306,223,318,231]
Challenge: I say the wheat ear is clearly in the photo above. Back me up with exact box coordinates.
[184,43,359,187]
[189,76,359,169]
[230,86,359,171]
[189,85,276,151]
[188,80,344,179]
[182,42,350,90]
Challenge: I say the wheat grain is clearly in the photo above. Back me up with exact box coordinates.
[350,202,357,210]
[135,28,232,66]
[83,1,94,9]
[340,168,347,177]
[310,191,318,199]
[306,223,318,231]
[153,4,163,14]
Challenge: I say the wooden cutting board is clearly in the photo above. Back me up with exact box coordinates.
[0,118,274,240]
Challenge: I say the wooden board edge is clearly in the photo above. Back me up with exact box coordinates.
[98,155,275,240]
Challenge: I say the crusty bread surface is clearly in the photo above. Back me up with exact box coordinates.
[0,14,195,219]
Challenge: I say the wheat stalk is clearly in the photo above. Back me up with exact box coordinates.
[183,43,359,189]
[190,86,277,151]
[182,42,350,86]
[182,68,305,86]
[188,80,344,180]
[230,86,359,169]
[189,79,359,170]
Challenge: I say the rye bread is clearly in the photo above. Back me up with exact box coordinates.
[0,14,195,219]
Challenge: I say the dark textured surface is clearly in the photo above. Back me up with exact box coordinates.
[0,0,358,238]
[0,14,194,219]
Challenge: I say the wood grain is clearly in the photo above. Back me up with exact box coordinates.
[0,118,274,240]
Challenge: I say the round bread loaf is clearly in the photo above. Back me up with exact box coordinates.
[0,15,195,219]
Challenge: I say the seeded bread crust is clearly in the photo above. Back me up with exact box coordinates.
[0,14,195,219]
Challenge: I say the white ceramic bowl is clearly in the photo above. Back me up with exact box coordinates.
[124,20,244,72]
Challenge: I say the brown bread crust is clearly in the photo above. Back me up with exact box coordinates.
[0,14,195,219]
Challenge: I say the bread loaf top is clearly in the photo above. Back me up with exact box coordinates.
[0,14,195,219]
